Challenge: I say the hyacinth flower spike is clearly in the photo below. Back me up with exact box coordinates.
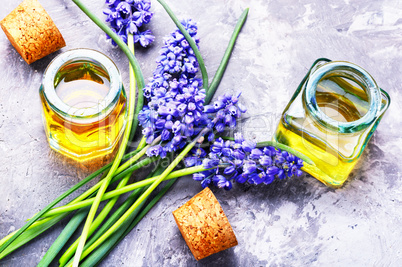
[104,0,155,47]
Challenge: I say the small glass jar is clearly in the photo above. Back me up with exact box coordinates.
[39,49,127,162]
[274,59,390,188]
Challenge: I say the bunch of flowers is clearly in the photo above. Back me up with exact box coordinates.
[185,133,304,190]
[103,0,155,47]
[0,2,307,266]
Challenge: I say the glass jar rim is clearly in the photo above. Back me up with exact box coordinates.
[304,61,382,133]
[42,48,122,120]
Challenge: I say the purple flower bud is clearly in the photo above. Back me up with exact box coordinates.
[188,102,196,111]
[106,0,117,5]
[215,176,232,190]
[215,123,225,132]
[229,105,238,117]
[164,120,173,129]
[185,156,198,167]
[161,129,171,141]
[214,99,225,110]
[159,148,167,158]
[164,141,174,152]
[172,135,182,144]
[184,114,194,124]
[203,158,219,169]
[184,124,194,136]
[201,178,211,188]
[286,154,296,162]
[277,169,286,179]
[146,144,162,157]
[193,173,205,181]
[242,140,256,152]
[158,106,170,116]
[202,105,214,113]
[267,166,280,176]
[222,147,232,157]
[249,173,264,185]
[146,134,154,144]
[128,21,138,34]
[211,139,224,153]
[172,121,181,134]
[275,155,286,164]
[224,165,236,175]
[264,174,275,184]
[207,131,215,142]
[142,127,153,137]
[181,39,189,48]
[235,174,248,184]
[155,119,166,129]
[250,148,263,160]
[216,109,225,119]
[296,158,303,168]
[259,155,272,166]
[116,2,131,14]
[263,146,276,157]
[224,140,232,148]
[233,149,245,160]
[234,133,245,144]
[243,160,257,174]
[194,94,205,103]
[224,114,232,125]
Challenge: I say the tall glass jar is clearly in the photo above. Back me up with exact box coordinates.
[274,59,390,188]
[39,49,127,163]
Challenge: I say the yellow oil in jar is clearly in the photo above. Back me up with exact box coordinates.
[275,76,371,187]
[40,61,127,163]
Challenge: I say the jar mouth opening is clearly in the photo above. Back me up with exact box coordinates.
[304,61,382,133]
[42,49,122,120]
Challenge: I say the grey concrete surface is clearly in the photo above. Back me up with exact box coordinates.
[1,0,402,266]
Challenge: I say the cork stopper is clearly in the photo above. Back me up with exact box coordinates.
[172,187,238,260]
[0,0,66,64]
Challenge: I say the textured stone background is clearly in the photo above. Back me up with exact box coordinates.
[1,0,402,266]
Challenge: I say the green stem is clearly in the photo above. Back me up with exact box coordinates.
[65,34,139,266]
[53,147,147,219]
[70,21,139,266]
[78,187,148,267]
[72,166,165,267]
[205,8,249,104]
[40,165,206,218]
[37,208,90,267]
[128,36,144,146]
[81,178,177,267]
[221,136,235,141]
[69,176,131,266]
[67,130,210,264]
[0,213,69,260]
[59,188,143,267]
[136,136,147,151]
[157,0,208,90]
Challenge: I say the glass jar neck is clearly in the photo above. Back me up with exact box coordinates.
[41,48,122,124]
[303,61,382,133]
